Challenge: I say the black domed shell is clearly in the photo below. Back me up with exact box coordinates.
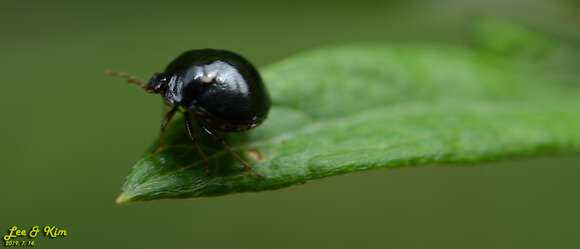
[162,49,270,131]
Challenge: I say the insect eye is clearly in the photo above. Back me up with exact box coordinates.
[150,73,167,82]
[147,73,170,93]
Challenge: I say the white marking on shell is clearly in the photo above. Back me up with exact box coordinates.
[188,61,249,95]
[201,74,215,84]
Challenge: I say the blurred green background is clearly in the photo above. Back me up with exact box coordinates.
[1,0,579,248]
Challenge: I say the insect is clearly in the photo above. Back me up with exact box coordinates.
[105,49,270,177]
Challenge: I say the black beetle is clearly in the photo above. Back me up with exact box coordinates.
[105,49,270,177]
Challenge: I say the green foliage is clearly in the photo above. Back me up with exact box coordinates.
[472,18,555,58]
[116,31,580,204]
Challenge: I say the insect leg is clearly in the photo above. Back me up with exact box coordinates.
[197,121,262,178]
[153,106,178,153]
[162,97,168,118]
[184,112,211,176]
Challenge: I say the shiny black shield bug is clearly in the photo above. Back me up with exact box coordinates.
[105,49,270,177]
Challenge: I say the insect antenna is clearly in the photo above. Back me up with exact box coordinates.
[104,69,148,90]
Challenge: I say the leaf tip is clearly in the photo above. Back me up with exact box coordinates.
[115,192,132,205]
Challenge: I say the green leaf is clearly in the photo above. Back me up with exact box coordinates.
[116,42,580,204]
